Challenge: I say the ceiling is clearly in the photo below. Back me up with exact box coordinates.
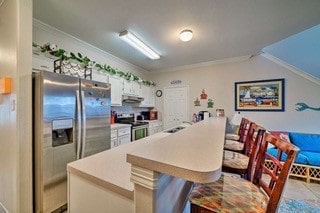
[263,24,320,80]
[33,0,320,72]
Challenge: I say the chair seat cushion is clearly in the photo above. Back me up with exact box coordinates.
[225,133,240,141]
[224,139,244,151]
[223,150,249,170]
[189,174,268,212]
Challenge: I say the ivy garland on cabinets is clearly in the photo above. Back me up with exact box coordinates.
[32,42,156,86]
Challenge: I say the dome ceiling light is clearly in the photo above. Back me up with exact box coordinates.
[179,29,193,42]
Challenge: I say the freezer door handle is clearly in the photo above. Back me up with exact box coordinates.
[80,90,86,158]
[76,90,82,160]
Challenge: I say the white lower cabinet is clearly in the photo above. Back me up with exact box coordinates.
[118,135,131,146]
[111,129,118,149]
[111,125,131,148]
[148,121,163,136]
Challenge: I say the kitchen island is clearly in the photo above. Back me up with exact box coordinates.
[67,117,226,213]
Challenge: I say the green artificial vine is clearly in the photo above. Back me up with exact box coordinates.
[32,42,156,86]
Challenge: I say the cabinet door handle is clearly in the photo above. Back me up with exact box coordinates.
[40,65,49,69]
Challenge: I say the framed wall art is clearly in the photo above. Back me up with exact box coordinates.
[235,78,285,111]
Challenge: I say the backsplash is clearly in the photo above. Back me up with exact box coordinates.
[111,103,150,120]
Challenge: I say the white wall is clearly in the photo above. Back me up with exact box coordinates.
[33,19,150,81]
[151,56,320,133]
[0,0,32,212]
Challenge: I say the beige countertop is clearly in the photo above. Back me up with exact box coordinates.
[142,120,162,123]
[111,123,131,130]
[67,117,226,200]
[127,117,226,183]
[67,132,171,200]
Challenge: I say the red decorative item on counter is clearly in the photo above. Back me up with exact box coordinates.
[110,116,115,124]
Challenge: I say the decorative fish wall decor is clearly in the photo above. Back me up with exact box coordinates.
[295,103,320,111]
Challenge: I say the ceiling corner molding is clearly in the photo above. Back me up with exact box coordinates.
[156,55,251,73]
[261,52,320,86]
[32,19,149,74]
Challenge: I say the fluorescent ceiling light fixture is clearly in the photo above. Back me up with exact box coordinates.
[119,30,160,60]
[180,29,193,42]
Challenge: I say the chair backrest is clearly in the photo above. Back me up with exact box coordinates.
[244,124,266,181]
[253,132,299,213]
[238,118,253,143]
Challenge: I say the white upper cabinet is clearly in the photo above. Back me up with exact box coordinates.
[109,75,123,106]
[32,54,54,72]
[139,85,155,107]
[123,79,142,97]
[92,71,108,83]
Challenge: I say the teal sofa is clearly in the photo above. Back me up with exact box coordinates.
[267,132,320,183]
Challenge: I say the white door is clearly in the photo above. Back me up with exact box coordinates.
[164,86,188,130]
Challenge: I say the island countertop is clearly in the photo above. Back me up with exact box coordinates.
[67,132,172,200]
[127,117,226,183]
[67,117,226,201]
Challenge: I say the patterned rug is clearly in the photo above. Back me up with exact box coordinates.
[278,199,320,213]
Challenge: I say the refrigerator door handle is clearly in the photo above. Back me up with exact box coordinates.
[80,90,86,158]
[76,90,82,160]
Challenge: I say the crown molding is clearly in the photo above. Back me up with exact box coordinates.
[32,19,149,74]
[154,55,251,73]
[261,52,320,86]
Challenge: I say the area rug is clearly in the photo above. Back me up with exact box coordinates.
[278,199,320,213]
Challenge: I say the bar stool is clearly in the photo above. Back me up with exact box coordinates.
[189,132,299,213]
[223,124,265,181]
[224,118,252,153]
[225,117,247,141]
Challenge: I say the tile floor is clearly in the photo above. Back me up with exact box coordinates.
[283,178,320,200]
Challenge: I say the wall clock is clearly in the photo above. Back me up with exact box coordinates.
[156,90,162,97]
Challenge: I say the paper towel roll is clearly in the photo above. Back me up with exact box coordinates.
[204,112,210,120]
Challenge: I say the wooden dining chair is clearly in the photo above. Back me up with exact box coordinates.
[223,124,265,181]
[225,117,247,141]
[224,118,252,153]
[189,132,299,213]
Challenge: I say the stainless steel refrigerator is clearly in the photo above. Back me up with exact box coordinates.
[33,71,111,213]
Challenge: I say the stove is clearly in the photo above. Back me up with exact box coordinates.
[115,113,148,126]
[115,113,149,141]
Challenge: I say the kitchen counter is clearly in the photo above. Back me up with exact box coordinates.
[111,123,132,129]
[127,117,226,183]
[67,117,226,213]
[67,132,171,200]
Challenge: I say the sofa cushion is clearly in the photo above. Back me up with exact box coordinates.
[300,151,320,167]
[271,131,291,143]
[289,132,320,152]
[267,148,308,165]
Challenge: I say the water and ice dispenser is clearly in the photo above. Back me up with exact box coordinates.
[52,119,74,147]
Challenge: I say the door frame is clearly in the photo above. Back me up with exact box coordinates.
[163,85,189,130]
